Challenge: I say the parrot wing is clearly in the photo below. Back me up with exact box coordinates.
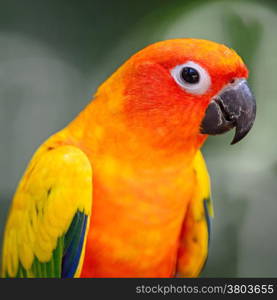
[175,150,213,277]
[1,145,92,278]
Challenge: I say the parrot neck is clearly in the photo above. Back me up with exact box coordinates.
[68,99,207,170]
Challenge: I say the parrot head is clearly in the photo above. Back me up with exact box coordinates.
[95,39,256,153]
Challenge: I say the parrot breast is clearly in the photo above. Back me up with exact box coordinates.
[80,156,196,277]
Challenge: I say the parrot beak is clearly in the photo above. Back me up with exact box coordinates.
[200,79,256,144]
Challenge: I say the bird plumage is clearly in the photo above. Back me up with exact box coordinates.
[1,38,254,277]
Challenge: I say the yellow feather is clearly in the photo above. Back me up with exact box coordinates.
[176,150,213,277]
[1,141,93,277]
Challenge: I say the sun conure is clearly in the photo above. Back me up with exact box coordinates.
[1,39,256,278]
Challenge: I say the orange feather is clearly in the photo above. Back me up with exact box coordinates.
[44,39,247,277]
[52,39,247,277]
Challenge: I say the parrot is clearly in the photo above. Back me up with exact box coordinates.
[1,38,256,278]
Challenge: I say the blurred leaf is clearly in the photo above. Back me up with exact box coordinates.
[223,8,263,83]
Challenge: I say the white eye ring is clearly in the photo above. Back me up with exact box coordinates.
[170,61,211,95]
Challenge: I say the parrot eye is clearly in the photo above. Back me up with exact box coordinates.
[181,67,199,84]
[171,61,211,95]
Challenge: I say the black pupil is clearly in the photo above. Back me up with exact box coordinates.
[181,67,199,84]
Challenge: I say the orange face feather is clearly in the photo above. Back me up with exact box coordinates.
[121,39,248,148]
[72,39,248,161]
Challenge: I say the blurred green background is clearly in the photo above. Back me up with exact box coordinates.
[0,0,277,277]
